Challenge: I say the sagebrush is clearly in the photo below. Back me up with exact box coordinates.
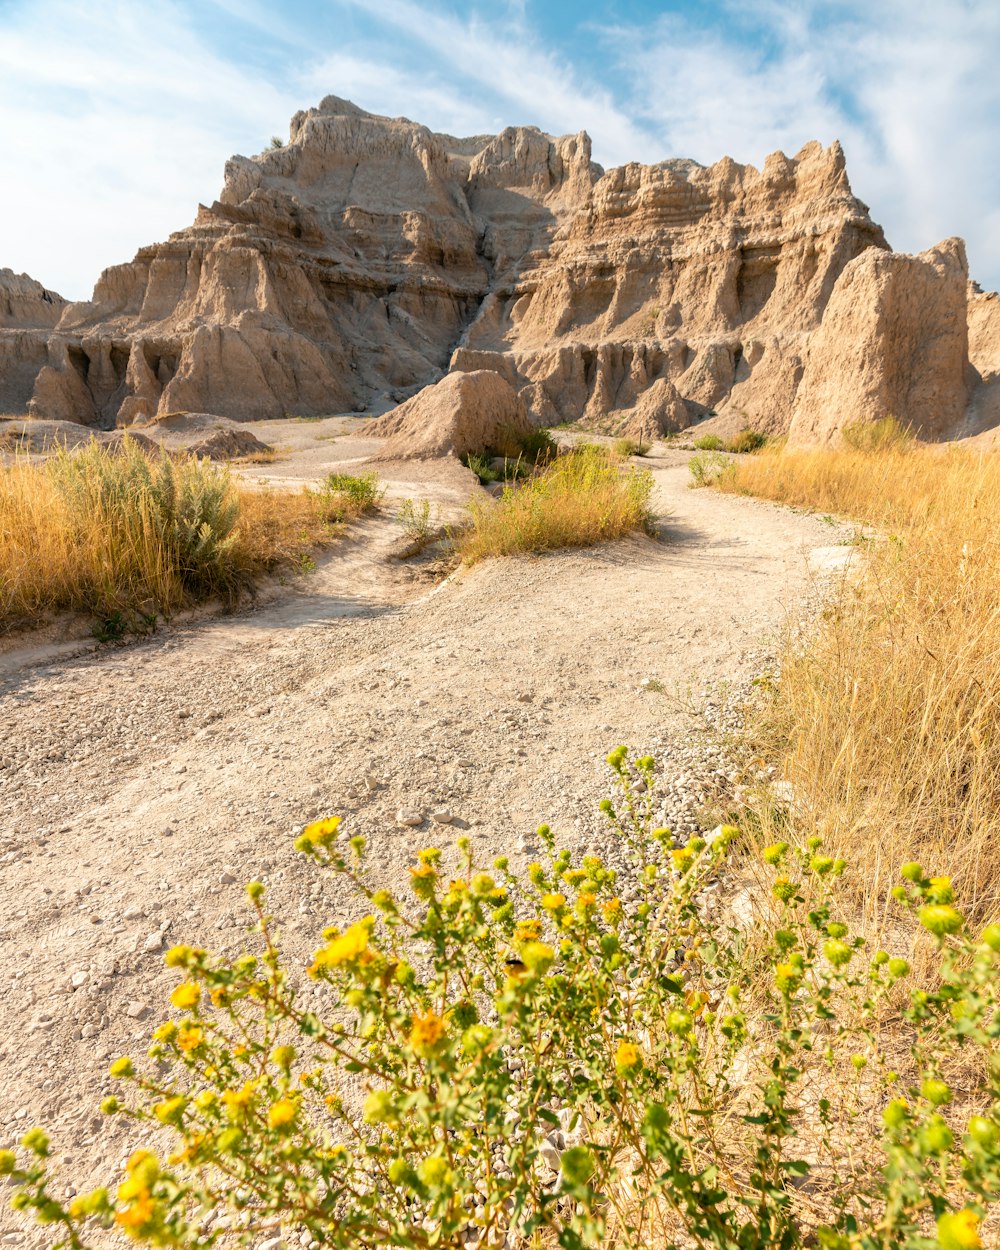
[0,439,377,633]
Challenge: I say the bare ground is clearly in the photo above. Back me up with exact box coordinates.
[0,438,852,1243]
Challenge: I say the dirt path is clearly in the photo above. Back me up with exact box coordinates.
[0,448,851,1239]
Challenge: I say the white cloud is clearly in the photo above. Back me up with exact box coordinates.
[1,0,997,299]
[610,0,1000,288]
[333,0,649,162]
[0,0,301,299]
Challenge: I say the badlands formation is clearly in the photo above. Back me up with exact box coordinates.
[2,94,998,445]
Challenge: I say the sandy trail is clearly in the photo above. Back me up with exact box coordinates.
[0,445,850,1238]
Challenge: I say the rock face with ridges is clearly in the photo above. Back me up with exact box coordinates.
[788,238,971,446]
[0,96,995,444]
[0,269,66,414]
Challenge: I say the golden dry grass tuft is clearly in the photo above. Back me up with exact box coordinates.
[457,446,655,564]
[0,437,372,635]
[716,443,1000,917]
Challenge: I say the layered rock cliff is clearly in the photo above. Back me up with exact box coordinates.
[0,269,66,414]
[0,95,993,443]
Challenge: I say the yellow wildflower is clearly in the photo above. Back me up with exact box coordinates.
[115,1189,154,1234]
[409,863,438,900]
[309,921,371,974]
[409,1010,447,1056]
[176,1023,203,1053]
[541,892,566,911]
[169,982,200,1010]
[222,1080,258,1121]
[267,1098,298,1130]
[937,1208,983,1250]
[514,918,542,944]
[302,815,342,845]
[601,897,623,922]
[615,1040,642,1078]
[152,1021,177,1044]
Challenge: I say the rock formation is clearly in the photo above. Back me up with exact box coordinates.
[788,239,970,446]
[363,369,530,460]
[0,269,66,414]
[0,95,996,445]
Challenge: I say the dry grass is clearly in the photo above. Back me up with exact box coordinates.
[716,443,1000,917]
[0,437,372,635]
[457,446,655,564]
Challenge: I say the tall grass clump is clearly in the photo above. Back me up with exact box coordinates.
[716,442,1000,915]
[0,439,372,634]
[458,446,654,563]
[6,752,1000,1249]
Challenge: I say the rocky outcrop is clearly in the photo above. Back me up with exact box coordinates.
[1,96,995,444]
[788,239,970,446]
[0,269,66,413]
[362,369,530,460]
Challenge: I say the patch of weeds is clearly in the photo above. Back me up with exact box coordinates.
[312,472,384,520]
[465,454,500,485]
[841,414,914,452]
[613,438,651,458]
[693,434,725,451]
[689,450,734,487]
[396,498,437,557]
[725,429,767,454]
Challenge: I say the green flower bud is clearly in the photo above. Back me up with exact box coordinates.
[20,1128,49,1157]
[560,1145,595,1187]
[100,1096,120,1115]
[921,1079,952,1106]
[245,880,265,901]
[980,924,1000,952]
[900,861,922,883]
[882,1098,909,1130]
[827,922,849,939]
[918,904,963,937]
[918,1115,953,1155]
[967,1116,998,1148]
[362,1090,397,1125]
[418,1154,456,1192]
[823,939,852,967]
[0,1150,16,1176]
[761,842,788,865]
[388,1158,417,1187]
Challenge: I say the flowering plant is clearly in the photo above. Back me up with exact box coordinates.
[4,751,999,1249]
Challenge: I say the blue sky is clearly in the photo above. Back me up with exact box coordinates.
[1,0,998,300]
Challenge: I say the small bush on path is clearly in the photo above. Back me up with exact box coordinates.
[458,446,655,562]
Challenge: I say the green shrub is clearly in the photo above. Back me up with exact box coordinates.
[841,416,914,452]
[464,453,500,484]
[8,751,1000,1249]
[397,497,433,543]
[689,449,734,487]
[458,446,654,562]
[612,438,651,458]
[693,434,725,451]
[517,427,559,464]
[312,471,384,519]
[725,429,768,454]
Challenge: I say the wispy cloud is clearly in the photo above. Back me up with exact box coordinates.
[0,0,300,298]
[608,0,1000,285]
[0,0,997,299]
